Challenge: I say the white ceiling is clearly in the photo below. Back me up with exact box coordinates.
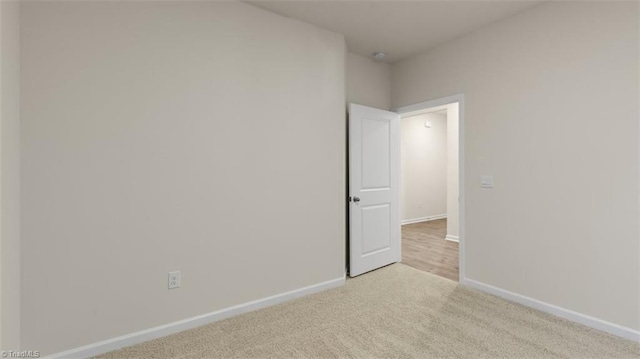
[246,1,544,63]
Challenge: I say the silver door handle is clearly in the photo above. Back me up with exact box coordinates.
[353,197,360,203]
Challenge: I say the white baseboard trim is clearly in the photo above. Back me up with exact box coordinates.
[445,234,459,243]
[44,275,346,359]
[401,214,446,225]
[462,278,640,343]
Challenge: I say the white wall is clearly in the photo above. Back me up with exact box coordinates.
[20,2,345,355]
[401,113,447,223]
[446,103,459,239]
[0,0,21,351]
[393,1,639,331]
[347,52,391,110]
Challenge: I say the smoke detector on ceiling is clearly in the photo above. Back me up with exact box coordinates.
[372,51,386,61]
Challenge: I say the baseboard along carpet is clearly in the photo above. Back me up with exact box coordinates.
[96,264,639,358]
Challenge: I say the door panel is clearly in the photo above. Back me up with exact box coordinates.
[349,103,400,277]
[361,204,391,255]
[361,117,390,189]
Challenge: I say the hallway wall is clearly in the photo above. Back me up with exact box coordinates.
[401,112,447,223]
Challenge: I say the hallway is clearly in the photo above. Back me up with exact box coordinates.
[401,219,459,281]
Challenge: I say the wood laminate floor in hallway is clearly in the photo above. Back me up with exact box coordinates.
[401,219,459,281]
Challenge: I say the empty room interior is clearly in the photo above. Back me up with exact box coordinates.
[1,1,639,358]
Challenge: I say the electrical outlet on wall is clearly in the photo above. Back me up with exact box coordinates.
[168,271,181,289]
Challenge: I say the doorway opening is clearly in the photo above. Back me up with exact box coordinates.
[395,96,463,282]
[347,95,464,280]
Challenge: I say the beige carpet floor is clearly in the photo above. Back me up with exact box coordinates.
[96,264,639,359]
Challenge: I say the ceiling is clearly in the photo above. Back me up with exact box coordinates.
[246,1,544,63]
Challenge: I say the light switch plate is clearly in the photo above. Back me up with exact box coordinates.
[480,175,494,188]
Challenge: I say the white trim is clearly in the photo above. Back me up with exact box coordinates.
[43,275,346,359]
[401,104,449,117]
[394,94,466,283]
[445,234,459,243]
[401,214,446,225]
[462,278,640,343]
[393,94,464,118]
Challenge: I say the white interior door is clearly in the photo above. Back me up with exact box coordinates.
[349,103,401,277]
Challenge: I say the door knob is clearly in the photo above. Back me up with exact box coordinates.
[353,197,361,203]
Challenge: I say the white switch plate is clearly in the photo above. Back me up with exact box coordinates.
[480,175,494,188]
[168,271,181,289]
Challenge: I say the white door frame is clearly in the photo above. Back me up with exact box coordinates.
[392,94,466,282]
